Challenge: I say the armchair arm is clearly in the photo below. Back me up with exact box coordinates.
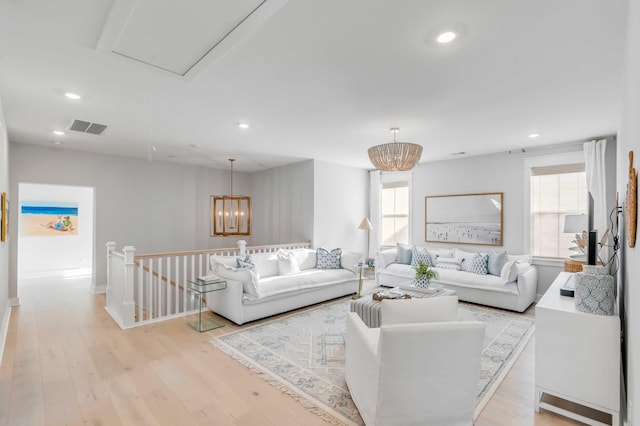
[345,312,380,425]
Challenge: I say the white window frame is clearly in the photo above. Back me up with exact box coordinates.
[523,151,586,264]
[380,171,413,248]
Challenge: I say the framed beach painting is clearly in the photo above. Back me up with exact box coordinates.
[1,192,7,242]
[20,201,78,236]
[425,192,503,246]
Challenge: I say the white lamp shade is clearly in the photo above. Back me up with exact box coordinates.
[563,214,588,234]
[358,217,373,230]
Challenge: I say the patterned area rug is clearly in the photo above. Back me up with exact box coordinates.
[212,297,534,425]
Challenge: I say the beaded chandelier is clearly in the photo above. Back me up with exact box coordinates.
[368,128,423,171]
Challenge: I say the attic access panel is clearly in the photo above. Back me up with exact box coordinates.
[111,0,266,76]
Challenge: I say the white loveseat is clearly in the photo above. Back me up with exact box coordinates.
[376,245,537,312]
[205,248,360,325]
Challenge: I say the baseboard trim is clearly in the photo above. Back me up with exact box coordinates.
[91,284,106,294]
[0,299,12,367]
[19,268,92,280]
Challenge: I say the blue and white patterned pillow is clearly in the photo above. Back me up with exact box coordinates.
[410,247,432,267]
[236,254,255,270]
[316,248,342,269]
[468,253,489,275]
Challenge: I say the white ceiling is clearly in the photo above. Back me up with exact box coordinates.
[0,0,629,172]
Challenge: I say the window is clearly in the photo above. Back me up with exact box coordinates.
[530,163,588,258]
[381,180,409,246]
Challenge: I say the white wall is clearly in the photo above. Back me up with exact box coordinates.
[313,160,368,255]
[9,143,251,295]
[619,0,640,422]
[0,96,10,361]
[17,183,94,277]
[250,160,314,245]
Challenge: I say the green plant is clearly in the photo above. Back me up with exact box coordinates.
[412,261,438,283]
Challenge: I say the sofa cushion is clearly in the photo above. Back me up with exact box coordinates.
[294,249,317,271]
[468,253,489,275]
[277,250,300,276]
[453,248,476,271]
[251,252,279,278]
[211,257,260,297]
[435,257,463,271]
[317,248,342,269]
[410,246,432,267]
[396,243,413,264]
[487,251,508,276]
[256,268,355,299]
[377,249,397,269]
[341,251,361,273]
[501,259,519,282]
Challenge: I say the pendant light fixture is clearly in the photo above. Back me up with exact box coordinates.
[211,159,251,236]
[368,127,423,171]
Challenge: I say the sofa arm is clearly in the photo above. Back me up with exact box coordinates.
[516,266,538,307]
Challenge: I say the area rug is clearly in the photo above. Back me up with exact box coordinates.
[212,298,534,425]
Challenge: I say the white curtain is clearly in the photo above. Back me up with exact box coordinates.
[369,170,382,259]
[584,139,608,260]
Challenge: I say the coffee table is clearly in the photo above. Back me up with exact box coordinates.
[350,283,456,328]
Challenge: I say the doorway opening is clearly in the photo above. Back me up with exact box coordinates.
[17,183,95,286]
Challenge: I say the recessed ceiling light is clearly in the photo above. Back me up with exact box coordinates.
[52,141,64,145]
[528,133,540,139]
[451,151,467,156]
[53,130,65,135]
[436,31,457,44]
[189,144,200,148]
[238,123,250,129]
[64,92,81,100]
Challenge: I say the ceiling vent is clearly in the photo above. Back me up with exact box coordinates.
[69,119,107,135]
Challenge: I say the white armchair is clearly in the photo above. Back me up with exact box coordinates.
[345,296,485,426]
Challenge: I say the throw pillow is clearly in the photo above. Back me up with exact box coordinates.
[376,249,397,269]
[435,257,463,271]
[236,254,256,272]
[454,248,476,271]
[487,251,508,276]
[396,243,414,265]
[316,247,342,269]
[410,246,432,267]
[500,259,519,282]
[276,250,300,276]
[468,253,489,275]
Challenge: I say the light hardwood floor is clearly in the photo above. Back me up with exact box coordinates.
[0,276,583,425]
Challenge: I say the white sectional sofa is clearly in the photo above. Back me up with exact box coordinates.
[205,248,360,325]
[376,245,537,312]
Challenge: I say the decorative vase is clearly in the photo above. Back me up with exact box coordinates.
[414,276,430,288]
[574,265,615,315]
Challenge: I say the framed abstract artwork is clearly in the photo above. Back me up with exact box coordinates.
[425,192,503,246]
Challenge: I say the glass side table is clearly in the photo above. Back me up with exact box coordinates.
[187,278,227,332]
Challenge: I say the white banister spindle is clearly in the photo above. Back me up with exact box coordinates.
[106,241,116,295]
[147,258,153,320]
[238,240,247,257]
[137,258,143,323]
[122,246,136,328]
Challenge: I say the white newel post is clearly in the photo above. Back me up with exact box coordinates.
[238,240,247,257]
[122,246,137,328]
[105,241,116,294]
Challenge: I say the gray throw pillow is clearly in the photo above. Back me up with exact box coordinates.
[396,243,414,265]
[487,251,507,276]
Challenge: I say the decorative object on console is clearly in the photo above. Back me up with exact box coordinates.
[574,265,615,315]
[425,192,503,246]
[211,159,251,236]
[563,213,588,262]
[412,260,438,288]
[368,127,423,171]
[627,151,637,248]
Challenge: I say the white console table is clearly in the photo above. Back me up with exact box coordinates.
[535,272,620,426]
